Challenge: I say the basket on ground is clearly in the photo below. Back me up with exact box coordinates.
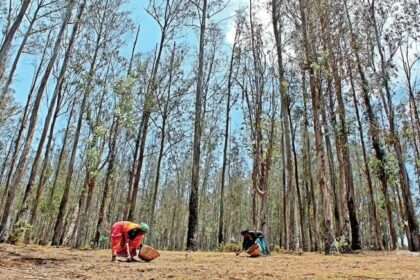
[246,243,262,257]
[138,245,160,262]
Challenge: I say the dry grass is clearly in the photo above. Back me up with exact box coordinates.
[0,244,419,279]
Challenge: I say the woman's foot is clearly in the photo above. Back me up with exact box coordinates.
[111,255,116,262]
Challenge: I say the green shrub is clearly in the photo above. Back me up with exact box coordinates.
[336,235,351,253]
[8,222,32,245]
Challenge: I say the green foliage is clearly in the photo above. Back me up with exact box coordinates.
[8,222,33,245]
[218,242,242,252]
[335,235,350,253]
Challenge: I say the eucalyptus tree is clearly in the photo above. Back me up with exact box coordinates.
[0,0,31,82]
[218,13,243,245]
[298,0,336,254]
[127,0,189,221]
[0,0,77,243]
[52,0,133,246]
[344,0,397,250]
[16,1,86,235]
[366,0,420,251]
[186,0,230,251]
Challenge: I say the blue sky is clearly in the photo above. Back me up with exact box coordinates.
[124,0,160,53]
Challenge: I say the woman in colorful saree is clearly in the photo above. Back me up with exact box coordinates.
[111,221,149,262]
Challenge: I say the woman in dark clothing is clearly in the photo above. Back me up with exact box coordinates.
[236,229,270,256]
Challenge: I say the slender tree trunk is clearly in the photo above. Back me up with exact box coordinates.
[321,96,341,234]
[344,0,397,250]
[370,1,420,251]
[1,3,42,96]
[299,0,335,254]
[95,24,139,245]
[302,71,319,252]
[272,0,299,251]
[0,28,52,213]
[149,43,177,244]
[0,0,31,82]
[186,0,207,251]
[0,1,76,242]
[128,32,166,222]
[39,100,76,245]
[17,2,84,223]
[348,62,383,250]
[94,117,119,247]
[219,26,240,244]
[52,2,101,245]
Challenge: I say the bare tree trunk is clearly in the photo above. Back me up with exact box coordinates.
[149,43,177,244]
[0,28,52,213]
[52,1,102,246]
[186,0,207,251]
[128,30,166,222]
[219,24,241,244]
[302,70,319,251]
[344,0,397,250]
[299,0,335,254]
[0,1,76,242]
[0,0,31,82]
[17,1,84,224]
[39,100,76,245]
[1,2,42,96]
[348,63,383,250]
[370,0,420,251]
[272,0,299,251]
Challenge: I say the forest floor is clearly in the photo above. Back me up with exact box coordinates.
[0,244,419,279]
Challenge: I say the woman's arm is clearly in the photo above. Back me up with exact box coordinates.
[236,248,244,256]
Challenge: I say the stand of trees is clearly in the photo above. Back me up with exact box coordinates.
[0,0,419,254]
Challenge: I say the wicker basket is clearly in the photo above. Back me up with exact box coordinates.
[246,243,262,257]
[138,245,160,262]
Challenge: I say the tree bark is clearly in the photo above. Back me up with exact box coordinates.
[0,0,76,242]
[186,0,207,251]
[299,0,336,254]
[0,0,31,82]
[344,0,397,250]
[369,0,420,251]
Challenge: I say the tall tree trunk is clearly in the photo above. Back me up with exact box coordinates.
[370,0,420,251]
[272,0,299,251]
[149,43,177,244]
[0,28,52,213]
[128,29,166,222]
[0,1,76,242]
[1,2,42,96]
[219,24,240,244]
[348,62,383,250]
[95,24,139,245]
[0,0,31,82]
[39,100,76,245]
[344,0,397,250]
[186,0,207,251]
[17,1,85,224]
[302,70,319,252]
[52,1,101,246]
[299,0,335,254]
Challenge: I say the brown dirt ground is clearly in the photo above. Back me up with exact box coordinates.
[0,244,419,279]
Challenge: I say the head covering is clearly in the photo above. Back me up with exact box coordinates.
[140,222,150,233]
[240,229,250,235]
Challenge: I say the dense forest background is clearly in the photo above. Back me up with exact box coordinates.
[0,0,419,254]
